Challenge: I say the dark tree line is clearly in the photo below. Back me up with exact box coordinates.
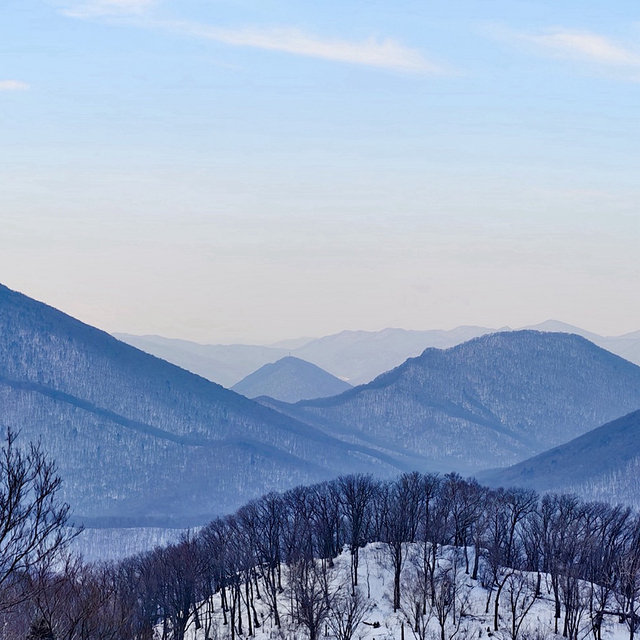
[5,432,640,640]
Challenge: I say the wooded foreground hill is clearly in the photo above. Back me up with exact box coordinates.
[4,472,640,640]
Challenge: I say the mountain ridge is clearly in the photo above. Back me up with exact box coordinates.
[0,283,408,527]
[115,320,640,388]
[274,331,640,472]
[477,410,640,500]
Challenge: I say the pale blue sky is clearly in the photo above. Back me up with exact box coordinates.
[1,0,639,343]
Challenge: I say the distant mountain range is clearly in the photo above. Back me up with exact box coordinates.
[231,356,352,403]
[109,334,290,388]
[115,321,640,388]
[3,281,640,538]
[0,284,408,528]
[264,332,640,473]
[478,410,640,507]
[115,326,498,386]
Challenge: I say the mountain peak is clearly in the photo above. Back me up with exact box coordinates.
[284,330,640,473]
[232,356,352,403]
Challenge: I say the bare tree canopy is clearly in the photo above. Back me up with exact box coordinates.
[0,429,77,612]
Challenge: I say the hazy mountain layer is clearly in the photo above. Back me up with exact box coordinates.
[116,322,640,391]
[291,326,497,384]
[112,334,288,388]
[0,284,406,527]
[478,410,640,506]
[274,332,640,473]
[524,320,640,367]
[116,326,496,386]
[232,356,352,402]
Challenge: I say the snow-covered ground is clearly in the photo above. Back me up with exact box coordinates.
[181,544,632,640]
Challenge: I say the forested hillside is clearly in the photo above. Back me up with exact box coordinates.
[278,331,640,472]
[480,410,640,506]
[0,284,406,526]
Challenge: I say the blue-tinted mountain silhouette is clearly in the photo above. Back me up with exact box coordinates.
[0,284,407,527]
[232,356,351,402]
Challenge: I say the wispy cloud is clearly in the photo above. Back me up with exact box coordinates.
[60,0,155,18]
[0,80,30,91]
[154,21,447,74]
[57,1,447,74]
[524,29,640,66]
[494,25,640,81]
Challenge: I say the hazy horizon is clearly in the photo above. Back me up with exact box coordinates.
[2,0,638,343]
[4,277,638,346]
[111,319,638,348]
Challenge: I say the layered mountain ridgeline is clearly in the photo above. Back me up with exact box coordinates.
[288,326,496,384]
[231,356,352,402]
[523,320,640,368]
[116,326,496,387]
[0,284,409,527]
[478,410,640,506]
[116,323,640,390]
[112,334,289,388]
[266,332,640,473]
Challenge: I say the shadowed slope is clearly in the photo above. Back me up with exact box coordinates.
[0,284,406,526]
[477,410,640,497]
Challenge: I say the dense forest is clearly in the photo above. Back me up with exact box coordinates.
[5,436,640,640]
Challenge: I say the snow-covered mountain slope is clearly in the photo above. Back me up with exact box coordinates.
[0,283,407,527]
[273,332,640,473]
[479,410,640,506]
[232,356,352,402]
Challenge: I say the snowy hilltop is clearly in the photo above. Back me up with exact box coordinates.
[181,543,633,640]
[5,472,640,640]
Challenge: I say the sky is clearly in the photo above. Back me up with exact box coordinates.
[1,0,639,344]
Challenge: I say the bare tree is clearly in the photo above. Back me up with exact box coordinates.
[582,503,632,640]
[153,533,206,640]
[32,555,132,640]
[615,515,640,640]
[380,474,424,611]
[328,584,373,640]
[287,558,331,640]
[0,429,78,612]
[401,560,434,640]
[339,475,377,591]
[430,562,468,640]
[251,493,286,628]
[309,481,342,567]
[502,572,537,640]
